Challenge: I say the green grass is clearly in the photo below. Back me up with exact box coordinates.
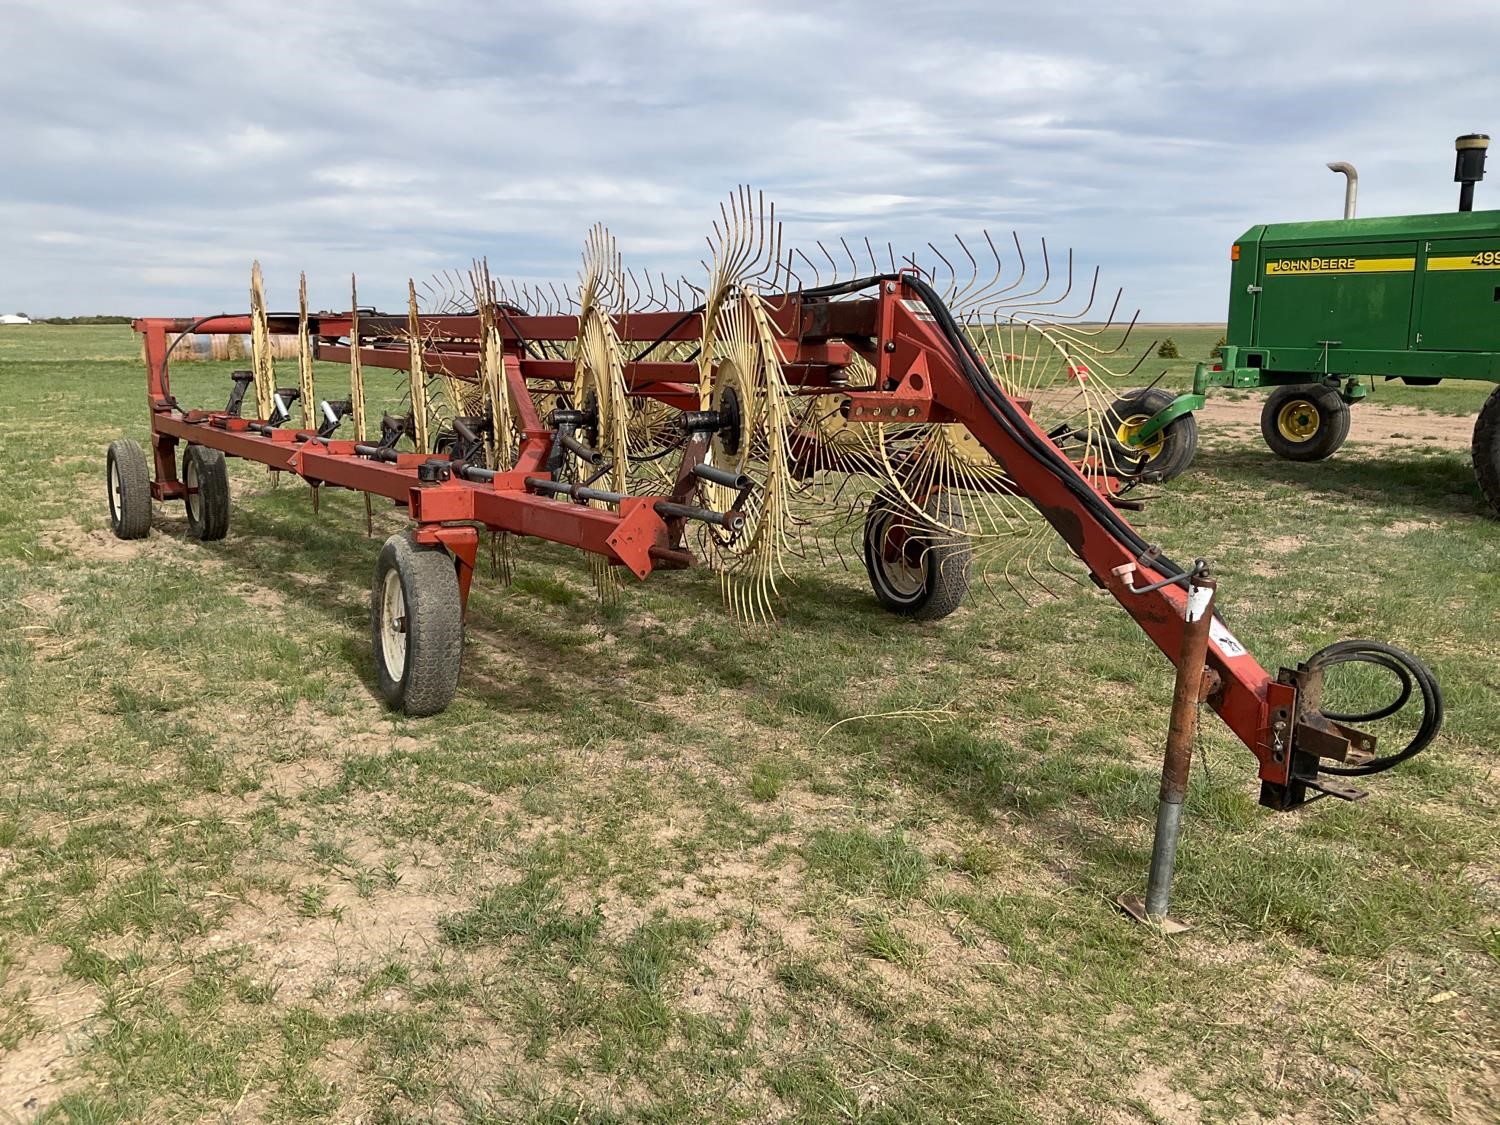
[0,324,1496,1122]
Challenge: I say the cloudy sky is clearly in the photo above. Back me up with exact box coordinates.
[3,0,1497,319]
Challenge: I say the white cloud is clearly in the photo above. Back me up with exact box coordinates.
[1,1,1496,318]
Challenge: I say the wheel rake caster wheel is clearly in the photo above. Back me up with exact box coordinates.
[106,438,152,540]
[371,531,464,716]
[182,444,231,541]
[862,489,972,621]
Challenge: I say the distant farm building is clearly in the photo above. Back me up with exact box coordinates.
[0,314,32,325]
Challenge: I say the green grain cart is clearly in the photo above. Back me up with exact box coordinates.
[1132,134,1500,514]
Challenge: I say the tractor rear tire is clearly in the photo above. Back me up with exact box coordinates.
[863,490,972,621]
[371,531,464,716]
[182,444,230,541]
[1473,386,1500,517]
[1105,388,1198,481]
[106,438,152,540]
[1260,384,1351,462]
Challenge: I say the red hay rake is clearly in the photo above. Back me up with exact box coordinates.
[115,194,1441,922]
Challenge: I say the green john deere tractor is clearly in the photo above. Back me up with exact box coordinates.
[1129,133,1500,515]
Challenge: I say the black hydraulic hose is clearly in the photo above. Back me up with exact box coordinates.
[633,305,706,361]
[495,305,542,360]
[799,274,893,299]
[1304,640,1443,776]
[1320,651,1413,724]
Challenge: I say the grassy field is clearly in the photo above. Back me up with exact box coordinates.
[0,323,1496,1123]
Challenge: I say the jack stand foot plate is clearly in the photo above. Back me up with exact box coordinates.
[1116,893,1192,935]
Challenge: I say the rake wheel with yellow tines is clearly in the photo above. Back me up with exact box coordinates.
[693,286,799,621]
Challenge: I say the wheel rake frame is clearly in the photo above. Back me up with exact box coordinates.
[121,212,1443,920]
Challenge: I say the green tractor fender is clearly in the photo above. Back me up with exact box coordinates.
[1124,391,1205,445]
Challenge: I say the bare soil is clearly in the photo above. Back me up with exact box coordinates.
[1197,398,1475,451]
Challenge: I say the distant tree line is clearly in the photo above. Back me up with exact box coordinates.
[29,315,133,325]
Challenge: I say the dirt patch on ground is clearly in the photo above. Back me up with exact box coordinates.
[1122,1066,1205,1124]
[204,883,455,1004]
[36,518,150,564]
[1197,398,1474,451]
[0,945,100,1121]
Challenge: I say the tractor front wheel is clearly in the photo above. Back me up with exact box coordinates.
[106,438,152,540]
[1473,386,1500,517]
[862,490,972,621]
[1106,388,1198,481]
[371,532,464,716]
[1260,385,1351,462]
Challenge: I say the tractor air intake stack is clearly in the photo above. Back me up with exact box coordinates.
[1455,133,1489,211]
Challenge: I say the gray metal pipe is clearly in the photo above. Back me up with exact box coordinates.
[1327,162,1358,219]
[1142,574,1217,922]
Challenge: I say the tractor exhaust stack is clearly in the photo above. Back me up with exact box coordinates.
[1327,161,1358,219]
[1455,133,1489,212]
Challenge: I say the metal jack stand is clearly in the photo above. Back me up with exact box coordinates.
[1119,568,1217,934]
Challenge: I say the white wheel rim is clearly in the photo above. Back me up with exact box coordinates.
[185,457,200,523]
[108,457,122,522]
[877,513,926,598]
[381,569,407,681]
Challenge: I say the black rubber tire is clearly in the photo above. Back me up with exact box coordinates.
[182,444,230,541]
[106,438,152,540]
[1473,386,1500,517]
[371,532,464,716]
[1105,388,1199,481]
[1260,384,1351,462]
[862,490,972,621]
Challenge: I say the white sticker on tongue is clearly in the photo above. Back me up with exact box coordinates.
[1210,618,1247,659]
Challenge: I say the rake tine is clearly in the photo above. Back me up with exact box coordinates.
[839,237,858,279]
[297,272,316,432]
[250,260,275,422]
[349,274,366,442]
[795,247,822,289]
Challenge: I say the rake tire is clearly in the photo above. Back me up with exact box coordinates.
[106,438,152,540]
[371,531,463,717]
[182,444,230,541]
[863,490,971,621]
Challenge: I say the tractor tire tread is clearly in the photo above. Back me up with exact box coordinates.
[1260,384,1350,462]
[1473,386,1500,517]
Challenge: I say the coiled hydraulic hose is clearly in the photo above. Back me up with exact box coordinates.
[1303,640,1443,776]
